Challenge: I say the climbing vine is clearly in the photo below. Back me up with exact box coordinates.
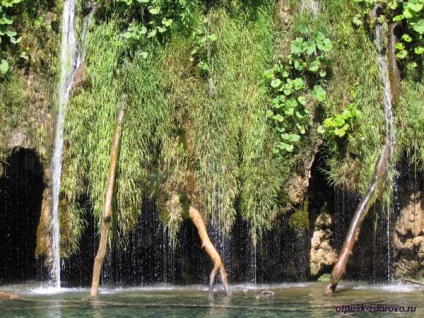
[265,30,332,153]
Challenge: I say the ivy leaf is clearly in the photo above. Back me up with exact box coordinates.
[406,2,423,13]
[312,85,327,102]
[317,38,332,52]
[147,29,157,38]
[140,26,147,35]
[305,40,316,55]
[148,7,160,15]
[412,20,424,35]
[292,77,305,90]
[415,46,424,54]
[271,78,282,88]
[395,42,405,50]
[10,36,21,44]
[0,59,9,74]
[309,60,320,72]
[315,31,326,41]
[393,14,404,22]
[0,14,13,25]
[401,34,412,43]
[396,49,408,59]
[162,18,173,27]
[298,96,307,106]
[317,125,325,134]
[294,59,305,71]
[277,142,294,152]
[157,26,167,33]
[208,34,218,42]
[273,114,285,122]
[1,0,22,7]
[290,38,304,54]
[137,0,150,3]
[296,123,306,134]
[263,69,274,80]
[266,110,274,118]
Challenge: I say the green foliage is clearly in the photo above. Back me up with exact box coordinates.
[317,273,331,282]
[112,0,199,50]
[319,104,363,139]
[289,199,309,232]
[159,3,282,243]
[316,0,385,193]
[189,19,218,74]
[353,0,424,65]
[62,21,170,252]
[265,31,332,153]
[0,0,21,74]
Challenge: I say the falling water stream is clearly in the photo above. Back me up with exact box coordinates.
[51,0,94,288]
[375,8,396,280]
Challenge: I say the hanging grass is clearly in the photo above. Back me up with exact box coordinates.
[61,19,169,254]
[159,1,286,243]
[312,0,385,194]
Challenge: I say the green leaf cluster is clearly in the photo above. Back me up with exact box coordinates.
[265,31,332,153]
[319,104,363,139]
[393,0,424,60]
[114,0,197,49]
[189,20,217,74]
[0,0,21,74]
[353,0,424,65]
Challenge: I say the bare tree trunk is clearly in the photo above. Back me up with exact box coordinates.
[189,206,232,297]
[325,145,389,295]
[90,105,125,297]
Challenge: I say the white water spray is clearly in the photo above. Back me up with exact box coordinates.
[375,10,396,281]
[51,0,95,287]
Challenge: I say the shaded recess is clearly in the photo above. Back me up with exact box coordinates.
[333,179,393,281]
[0,148,45,283]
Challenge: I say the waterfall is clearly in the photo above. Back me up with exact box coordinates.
[51,0,94,287]
[375,8,396,281]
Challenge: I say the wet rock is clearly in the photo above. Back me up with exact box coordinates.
[394,191,424,278]
[310,212,337,277]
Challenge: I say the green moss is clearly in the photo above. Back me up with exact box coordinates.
[317,273,331,282]
[289,199,309,233]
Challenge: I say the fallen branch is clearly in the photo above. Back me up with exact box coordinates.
[402,278,424,286]
[189,206,232,297]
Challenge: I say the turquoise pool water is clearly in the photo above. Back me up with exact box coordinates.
[0,282,422,317]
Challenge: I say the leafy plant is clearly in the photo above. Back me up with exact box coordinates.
[189,19,217,74]
[353,0,424,65]
[114,0,197,50]
[318,104,363,140]
[265,31,332,153]
[0,0,22,74]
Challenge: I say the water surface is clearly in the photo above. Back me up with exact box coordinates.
[0,282,422,317]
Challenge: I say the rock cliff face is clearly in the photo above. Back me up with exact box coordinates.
[394,191,424,278]
[310,211,338,278]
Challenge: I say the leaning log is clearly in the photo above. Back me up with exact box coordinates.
[325,145,389,295]
[189,206,232,297]
[90,104,125,297]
